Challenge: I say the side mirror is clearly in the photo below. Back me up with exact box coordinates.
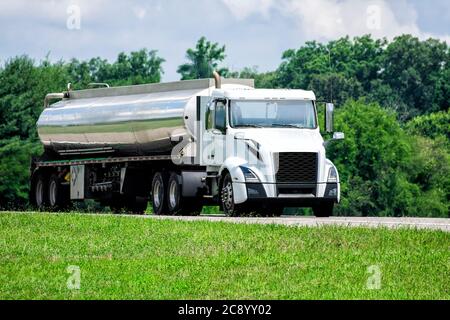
[324,131,345,148]
[325,103,334,133]
[333,132,345,140]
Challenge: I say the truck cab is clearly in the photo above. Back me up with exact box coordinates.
[200,86,344,217]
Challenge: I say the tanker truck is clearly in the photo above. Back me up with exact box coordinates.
[30,73,344,217]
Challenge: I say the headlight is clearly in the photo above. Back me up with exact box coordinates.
[328,167,338,182]
[240,166,260,183]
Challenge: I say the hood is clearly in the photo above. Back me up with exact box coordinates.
[235,128,324,153]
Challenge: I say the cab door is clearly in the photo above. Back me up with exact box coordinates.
[203,99,227,167]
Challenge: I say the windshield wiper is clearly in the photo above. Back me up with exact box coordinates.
[270,123,304,129]
[234,124,264,128]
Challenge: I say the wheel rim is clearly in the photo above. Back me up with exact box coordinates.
[221,180,234,210]
[49,180,57,206]
[169,180,177,209]
[35,180,44,207]
[153,179,162,208]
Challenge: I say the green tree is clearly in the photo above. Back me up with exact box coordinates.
[229,66,277,88]
[409,135,449,216]
[328,100,448,217]
[405,109,450,141]
[67,49,165,88]
[0,138,42,209]
[108,49,165,85]
[276,36,386,105]
[381,35,449,119]
[276,35,448,120]
[309,73,364,106]
[177,37,228,80]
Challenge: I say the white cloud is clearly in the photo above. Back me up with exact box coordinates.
[0,0,109,21]
[0,0,448,81]
[221,0,275,20]
[285,0,423,40]
[221,0,450,42]
[133,6,147,20]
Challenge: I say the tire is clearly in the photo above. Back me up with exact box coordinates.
[151,171,169,215]
[220,173,247,217]
[31,173,48,210]
[167,172,203,216]
[313,202,334,217]
[48,174,70,211]
[167,172,182,215]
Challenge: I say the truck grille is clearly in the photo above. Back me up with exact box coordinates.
[275,152,318,183]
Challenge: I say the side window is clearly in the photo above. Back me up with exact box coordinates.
[215,100,226,134]
[206,104,213,130]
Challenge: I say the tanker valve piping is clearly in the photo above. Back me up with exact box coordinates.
[44,93,66,108]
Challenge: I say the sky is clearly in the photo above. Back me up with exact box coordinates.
[0,0,449,81]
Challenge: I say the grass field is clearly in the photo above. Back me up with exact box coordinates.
[0,212,448,300]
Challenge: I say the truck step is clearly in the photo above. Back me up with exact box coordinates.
[202,175,218,182]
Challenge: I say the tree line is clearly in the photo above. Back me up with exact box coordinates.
[0,35,448,216]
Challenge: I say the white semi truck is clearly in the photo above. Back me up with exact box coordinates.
[30,73,344,217]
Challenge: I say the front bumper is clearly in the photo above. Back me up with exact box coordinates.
[233,182,339,206]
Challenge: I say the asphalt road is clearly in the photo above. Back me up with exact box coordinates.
[142,215,450,232]
[4,212,449,232]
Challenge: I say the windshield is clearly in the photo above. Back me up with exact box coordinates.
[230,100,317,129]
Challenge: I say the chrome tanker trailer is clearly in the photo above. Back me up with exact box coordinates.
[31,73,344,216]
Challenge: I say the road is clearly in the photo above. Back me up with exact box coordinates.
[140,215,450,232]
[3,212,449,232]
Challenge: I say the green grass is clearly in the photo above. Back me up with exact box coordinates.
[0,212,448,300]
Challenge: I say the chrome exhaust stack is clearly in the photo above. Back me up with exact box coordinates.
[213,70,221,89]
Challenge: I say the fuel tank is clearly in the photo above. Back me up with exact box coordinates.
[37,79,254,157]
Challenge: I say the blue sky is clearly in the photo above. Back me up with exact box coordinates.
[0,0,448,81]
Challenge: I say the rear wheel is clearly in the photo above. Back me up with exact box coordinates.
[313,202,334,217]
[48,174,70,211]
[167,172,202,216]
[31,173,48,210]
[151,171,169,215]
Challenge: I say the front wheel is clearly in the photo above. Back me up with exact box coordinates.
[313,202,334,217]
[220,173,247,217]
